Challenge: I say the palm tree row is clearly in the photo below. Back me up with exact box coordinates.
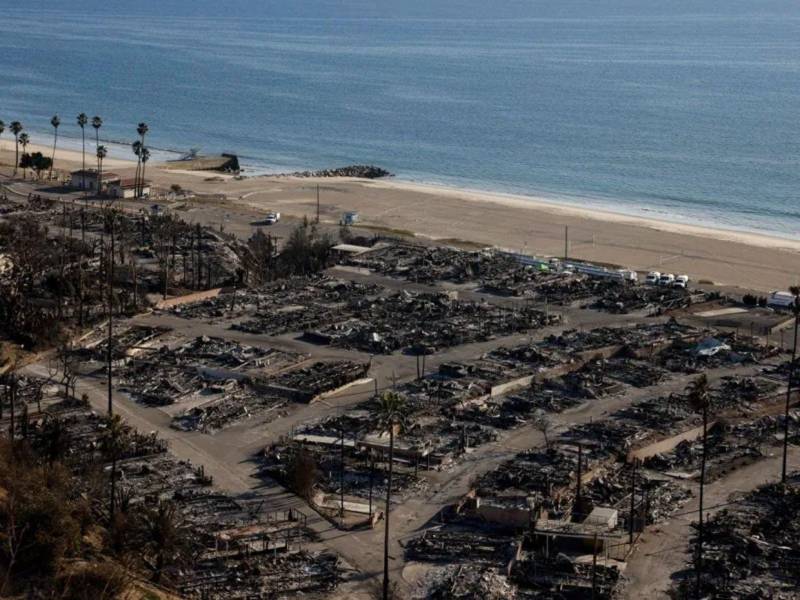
[0,114,98,184]
[2,114,153,200]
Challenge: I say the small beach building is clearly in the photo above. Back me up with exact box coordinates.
[70,169,120,192]
[108,178,150,199]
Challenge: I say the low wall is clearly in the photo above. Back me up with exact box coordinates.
[627,423,711,463]
[491,375,535,398]
[155,288,222,310]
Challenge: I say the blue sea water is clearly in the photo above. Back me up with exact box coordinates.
[1,0,799,237]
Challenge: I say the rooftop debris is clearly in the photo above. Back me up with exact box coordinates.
[264,360,369,401]
[582,464,692,524]
[405,529,519,566]
[658,332,780,373]
[476,447,581,517]
[510,552,621,599]
[426,565,517,600]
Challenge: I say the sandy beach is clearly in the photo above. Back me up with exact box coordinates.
[1,135,798,293]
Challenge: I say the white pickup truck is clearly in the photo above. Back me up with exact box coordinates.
[263,212,281,225]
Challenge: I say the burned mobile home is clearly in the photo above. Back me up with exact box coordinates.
[177,275,382,325]
[116,336,366,432]
[304,289,560,354]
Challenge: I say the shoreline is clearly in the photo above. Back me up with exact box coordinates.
[362,177,800,253]
[3,134,799,252]
[2,135,800,291]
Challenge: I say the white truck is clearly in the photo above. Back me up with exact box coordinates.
[659,273,675,286]
[767,291,797,309]
[645,271,661,285]
[673,275,689,289]
[263,212,281,225]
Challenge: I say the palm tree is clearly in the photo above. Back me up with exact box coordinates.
[41,414,70,465]
[375,391,406,600]
[0,120,5,148]
[132,140,142,197]
[77,113,88,191]
[782,286,800,483]
[49,114,60,179]
[18,133,29,179]
[99,414,130,520]
[686,374,711,598]
[135,122,149,198]
[140,147,151,198]
[92,115,103,178]
[138,500,192,584]
[96,145,107,197]
[10,121,22,176]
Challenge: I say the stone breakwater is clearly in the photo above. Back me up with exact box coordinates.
[289,165,393,179]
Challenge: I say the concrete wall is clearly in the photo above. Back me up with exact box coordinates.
[627,423,711,463]
[474,503,532,529]
[155,287,222,310]
[491,375,535,398]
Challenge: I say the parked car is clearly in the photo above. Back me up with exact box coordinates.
[659,273,675,286]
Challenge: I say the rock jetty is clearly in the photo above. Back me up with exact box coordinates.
[290,165,392,179]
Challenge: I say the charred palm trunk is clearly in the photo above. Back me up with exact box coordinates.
[107,217,115,416]
[696,405,708,598]
[782,305,798,483]
[383,426,394,600]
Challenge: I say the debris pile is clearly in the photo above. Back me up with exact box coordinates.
[427,565,517,600]
[305,290,559,354]
[405,529,518,565]
[672,475,800,599]
[591,282,692,314]
[22,386,343,599]
[511,553,621,599]
[264,360,368,402]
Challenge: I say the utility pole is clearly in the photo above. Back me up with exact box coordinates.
[783,294,799,483]
[368,452,374,518]
[591,532,598,600]
[564,225,569,261]
[575,443,583,514]
[340,422,345,519]
[629,459,637,546]
[107,212,115,416]
[316,184,320,223]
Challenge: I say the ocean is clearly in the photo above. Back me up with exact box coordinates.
[1,0,799,237]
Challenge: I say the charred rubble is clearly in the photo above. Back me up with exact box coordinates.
[671,475,800,599]
[12,378,344,599]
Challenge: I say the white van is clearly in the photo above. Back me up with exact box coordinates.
[673,275,689,289]
[645,271,661,285]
